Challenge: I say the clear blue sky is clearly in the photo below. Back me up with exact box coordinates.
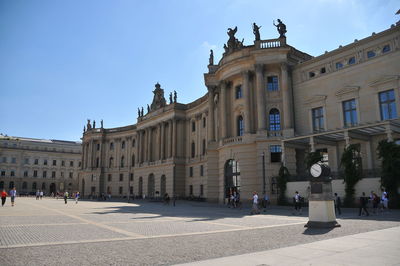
[0,0,398,141]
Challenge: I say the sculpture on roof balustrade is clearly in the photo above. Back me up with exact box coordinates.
[273,19,287,38]
[224,26,244,54]
[150,83,167,111]
[253,23,261,41]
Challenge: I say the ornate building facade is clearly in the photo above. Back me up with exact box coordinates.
[0,135,81,194]
[81,21,400,203]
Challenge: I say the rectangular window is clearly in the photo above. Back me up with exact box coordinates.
[33,170,38,177]
[110,142,114,150]
[10,171,15,177]
[44,159,48,165]
[70,161,74,167]
[24,158,29,164]
[267,76,279,91]
[34,159,39,165]
[2,157,6,163]
[43,171,47,178]
[52,171,56,178]
[24,171,28,177]
[343,99,358,127]
[130,173,133,181]
[270,145,282,163]
[200,165,204,176]
[1,171,5,176]
[52,160,57,166]
[200,184,204,196]
[235,85,242,99]
[192,121,196,132]
[61,160,65,167]
[382,45,391,53]
[108,174,112,182]
[11,157,16,164]
[97,143,100,151]
[119,173,123,181]
[78,161,81,167]
[189,185,193,195]
[336,62,343,69]
[379,90,397,120]
[61,172,64,178]
[312,107,324,132]
[367,50,376,58]
[189,167,193,177]
[119,187,123,194]
[69,172,73,178]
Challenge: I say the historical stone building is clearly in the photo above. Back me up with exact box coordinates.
[81,21,400,203]
[0,135,81,195]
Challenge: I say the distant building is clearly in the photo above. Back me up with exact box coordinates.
[0,135,81,195]
[81,22,400,203]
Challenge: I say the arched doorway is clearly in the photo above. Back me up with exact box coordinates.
[50,183,56,194]
[224,159,241,198]
[148,174,155,198]
[138,177,143,197]
[160,175,166,196]
[81,179,85,197]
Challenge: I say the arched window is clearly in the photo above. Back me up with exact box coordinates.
[191,142,195,158]
[9,181,14,189]
[22,182,27,189]
[109,157,114,168]
[237,116,244,136]
[41,182,46,189]
[120,156,125,168]
[121,141,125,149]
[131,154,135,167]
[32,182,37,190]
[269,108,281,131]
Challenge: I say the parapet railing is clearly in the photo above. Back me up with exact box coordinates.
[256,38,286,49]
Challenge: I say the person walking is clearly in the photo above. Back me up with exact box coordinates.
[381,189,388,211]
[9,187,17,207]
[293,191,302,215]
[39,190,43,200]
[1,189,7,206]
[358,192,369,216]
[334,193,342,215]
[36,190,40,200]
[64,191,69,204]
[251,191,260,215]
[75,191,80,204]
[263,193,270,212]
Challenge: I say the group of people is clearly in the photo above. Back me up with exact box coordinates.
[35,190,44,200]
[250,192,271,215]
[1,187,17,207]
[228,190,241,209]
[358,190,389,216]
[63,191,80,204]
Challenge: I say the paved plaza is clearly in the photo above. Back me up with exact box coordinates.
[0,198,399,265]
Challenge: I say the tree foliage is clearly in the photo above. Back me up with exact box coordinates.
[276,164,290,205]
[304,151,323,169]
[377,140,400,209]
[340,144,362,207]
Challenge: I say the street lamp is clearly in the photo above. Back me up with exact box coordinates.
[262,151,266,195]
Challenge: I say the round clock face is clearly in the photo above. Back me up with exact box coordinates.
[310,163,322,178]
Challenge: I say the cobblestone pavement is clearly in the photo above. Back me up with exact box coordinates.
[0,198,399,265]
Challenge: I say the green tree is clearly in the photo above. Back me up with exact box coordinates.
[276,165,290,205]
[377,140,400,209]
[304,151,323,169]
[340,144,362,207]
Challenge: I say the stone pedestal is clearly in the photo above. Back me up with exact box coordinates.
[305,180,340,228]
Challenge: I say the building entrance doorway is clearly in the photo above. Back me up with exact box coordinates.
[148,174,155,198]
[224,159,241,199]
[50,183,56,195]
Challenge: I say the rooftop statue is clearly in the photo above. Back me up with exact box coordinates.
[138,107,141,117]
[225,26,244,54]
[174,90,177,103]
[141,107,144,116]
[169,92,173,104]
[87,119,92,130]
[100,119,103,129]
[209,49,214,65]
[273,19,287,38]
[253,23,261,41]
[150,83,167,111]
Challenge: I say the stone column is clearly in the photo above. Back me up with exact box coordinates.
[242,71,251,133]
[281,63,293,129]
[385,124,393,142]
[158,124,162,160]
[207,87,215,141]
[220,81,227,139]
[172,120,177,157]
[309,136,316,152]
[136,131,141,164]
[344,130,350,148]
[160,123,165,160]
[255,64,266,131]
